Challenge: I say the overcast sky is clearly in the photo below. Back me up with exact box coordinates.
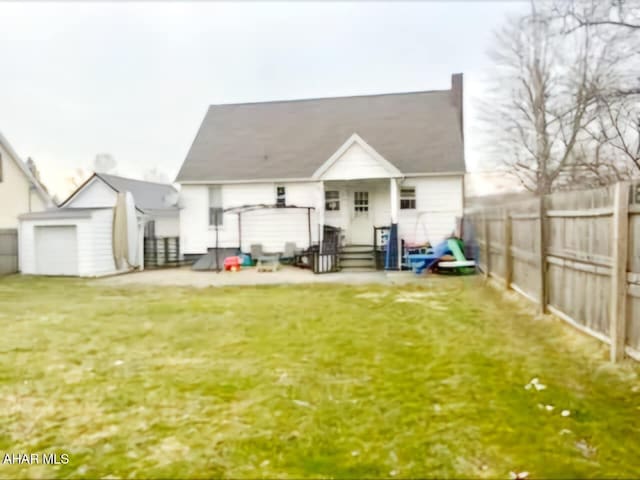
[0,1,527,199]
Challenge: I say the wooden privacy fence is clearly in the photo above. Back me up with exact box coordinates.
[0,229,18,275]
[465,181,640,363]
[144,236,181,268]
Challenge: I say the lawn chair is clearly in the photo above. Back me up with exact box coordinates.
[251,243,280,272]
[280,242,297,265]
[250,244,264,260]
[257,254,280,272]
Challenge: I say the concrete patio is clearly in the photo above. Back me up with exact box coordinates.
[93,265,423,288]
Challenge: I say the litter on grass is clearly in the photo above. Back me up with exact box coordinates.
[575,439,597,458]
[354,292,387,302]
[524,377,546,391]
[561,410,571,417]
[293,399,313,409]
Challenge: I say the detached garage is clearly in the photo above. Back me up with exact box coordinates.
[19,204,145,277]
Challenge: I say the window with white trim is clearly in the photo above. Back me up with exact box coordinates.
[209,186,223,226]
[276,186,286,207]
[400,187,416,209]
[325,190,340,211]
[354,191,369,212]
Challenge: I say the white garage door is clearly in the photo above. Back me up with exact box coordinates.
[35,226,79,276]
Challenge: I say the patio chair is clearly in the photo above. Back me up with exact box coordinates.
[257,254,280,272]
[280,242,297,264]
[250,244,263,261]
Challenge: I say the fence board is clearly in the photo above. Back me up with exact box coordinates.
[465,182,639,362]
[144,237,181,268]
[627,203,640,352]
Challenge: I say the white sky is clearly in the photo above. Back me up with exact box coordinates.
[0,1,527,199]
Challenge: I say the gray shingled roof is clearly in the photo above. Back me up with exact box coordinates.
[176,89,465,182]
[97,173,178,211]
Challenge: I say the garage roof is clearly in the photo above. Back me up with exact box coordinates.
[60,173,178,213]
[18,207,111,220]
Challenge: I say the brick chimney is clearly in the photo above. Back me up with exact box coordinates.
[450,73,464,142]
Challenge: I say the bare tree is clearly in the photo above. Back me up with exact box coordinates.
[66,167,90,190]
[557,0,640,170]
[483,0,640,193]
[561,0,640,31]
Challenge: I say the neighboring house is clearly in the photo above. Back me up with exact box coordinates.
[60,172,180,237]
[19,173,179,277]
[0,130,53,228]
[176,74,466,267]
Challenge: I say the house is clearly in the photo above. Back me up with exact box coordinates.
[19,173,179,276]
[0,130,53,228]
[176,74,466,269]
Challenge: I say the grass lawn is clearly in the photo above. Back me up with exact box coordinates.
[0,274,639,479]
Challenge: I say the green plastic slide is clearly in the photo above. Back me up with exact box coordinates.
[447,238,467,262]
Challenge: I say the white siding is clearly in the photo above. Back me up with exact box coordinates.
[19,217,93,275]
[323,187,348,231]
[398,176,463,244]
[19,208,144,277]
[179,176,464,253]
[179,185,210,254]
[179,182,319,255]
[322,143,393,181]
[154,214,179,237]
[90,209,120,275]
[324,181,390,243]
[239,208,314,253]
[65,177,118,208]
[66,177,176,240]
[0,143,46,229]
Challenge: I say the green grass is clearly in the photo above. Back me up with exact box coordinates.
[0,275,639,479]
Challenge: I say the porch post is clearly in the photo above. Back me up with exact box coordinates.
[317,181,325,248]
[390,178,400,270]
[390,178,399,224]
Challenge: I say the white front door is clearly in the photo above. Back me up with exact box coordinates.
[350,190,373,244]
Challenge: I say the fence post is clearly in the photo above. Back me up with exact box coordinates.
[538,195,547,314]
[610,181,630,362]
[164,237,169,265]
[482,212,490,278]
[503,209,512,290]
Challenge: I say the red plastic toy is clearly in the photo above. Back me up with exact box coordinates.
[224,256,241,272]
